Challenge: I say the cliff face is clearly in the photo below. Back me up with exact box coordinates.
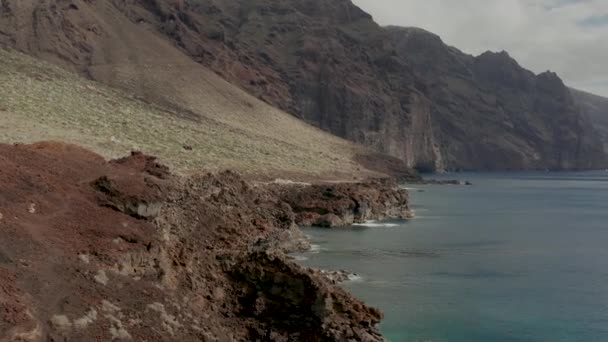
[165,0,445,170]
[386,27,607,170]
[571,89,608,154]
[167,0,605,170]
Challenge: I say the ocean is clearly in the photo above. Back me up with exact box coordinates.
[295,172,608,341]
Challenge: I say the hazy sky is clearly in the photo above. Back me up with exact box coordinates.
[353,0,608,97]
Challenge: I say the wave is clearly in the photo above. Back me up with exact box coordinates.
[309,244,322,253]
[291,255,308,262]
[347,274,364,282]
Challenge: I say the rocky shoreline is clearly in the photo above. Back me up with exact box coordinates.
[269,179,413,228]
[0,143,411,341]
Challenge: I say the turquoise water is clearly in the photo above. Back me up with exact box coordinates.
[296,172,608,341]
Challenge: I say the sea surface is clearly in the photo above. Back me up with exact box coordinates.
[295,172,608,341]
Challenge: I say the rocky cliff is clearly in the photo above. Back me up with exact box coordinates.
[571,89,608,154]
[158,0,444,170]
[1,0,605,171]
[144,0,606,170]
[0,142,402,341]
[272,179,412,228]
[387,27,607,170]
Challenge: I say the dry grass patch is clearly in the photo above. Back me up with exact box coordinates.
[0,48,371,178]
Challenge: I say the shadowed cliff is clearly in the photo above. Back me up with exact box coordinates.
[387,27,607,170]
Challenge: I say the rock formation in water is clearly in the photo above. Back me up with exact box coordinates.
[0,142,415,341]
[272,179,412,228]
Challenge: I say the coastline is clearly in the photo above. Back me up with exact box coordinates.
[295,172,608,341]
[0,142,410,341]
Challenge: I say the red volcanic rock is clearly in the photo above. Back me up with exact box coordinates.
[0,142,385,341]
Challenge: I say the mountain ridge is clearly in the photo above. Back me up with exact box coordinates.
[1,0,606,171]
[386,25,606,170]
[155,0,607,170]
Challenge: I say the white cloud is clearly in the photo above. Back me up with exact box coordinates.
[352,0,608,96]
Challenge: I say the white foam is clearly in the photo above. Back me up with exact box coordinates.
[353,222,400,228]
[347,274,364,282]
[291,255,308,262]
[309,244,322,253]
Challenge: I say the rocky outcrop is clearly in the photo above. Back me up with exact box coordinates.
[230,251,383,341]
[319,269,362,285]
[272,180,412,228]
[0,142,386,341]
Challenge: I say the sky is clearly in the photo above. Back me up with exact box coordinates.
[352,0,608,97]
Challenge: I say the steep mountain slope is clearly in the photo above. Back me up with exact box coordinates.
[571,89,608,153]
[0,0,415,180]
[0,0,443,172]
[0,48,377,179]
[386,27,607,170]
[146,0,604,171]
[166,0,444,170]
[1,0,604,171]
